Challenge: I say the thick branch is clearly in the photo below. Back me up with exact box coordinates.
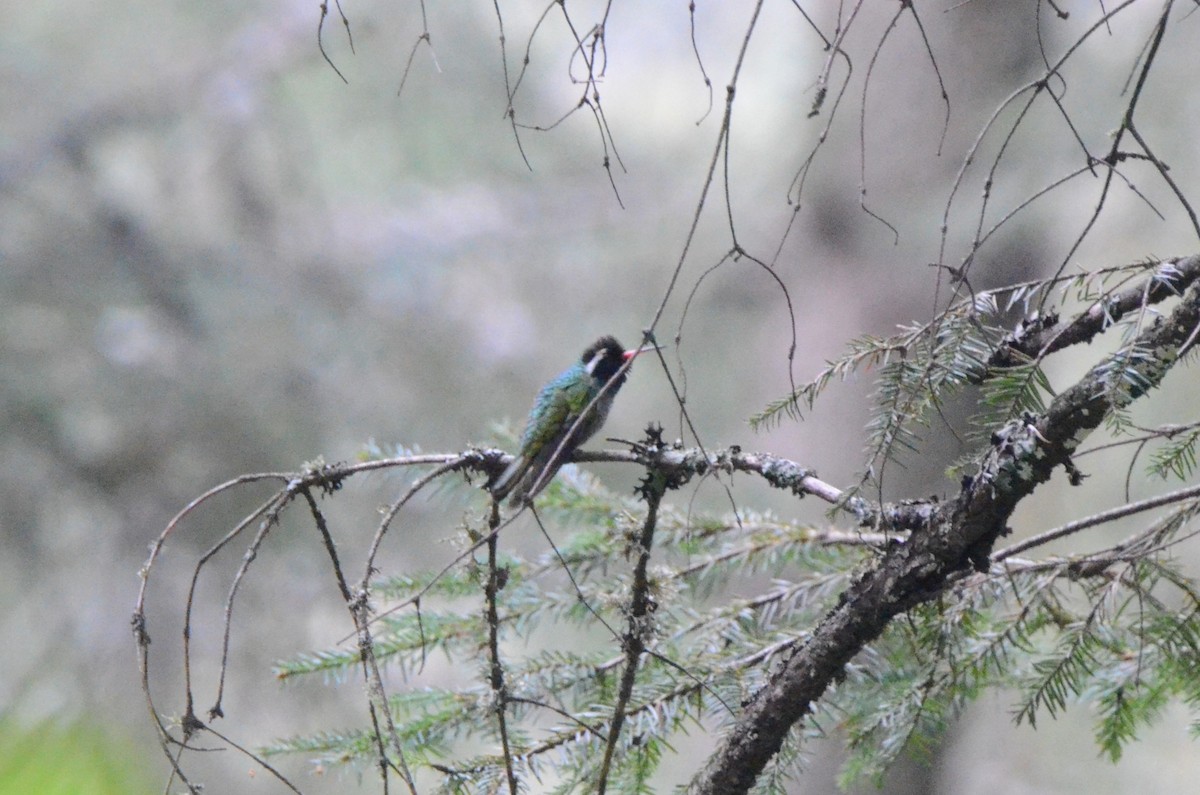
[690,269,1200,793]
[988,255,1200,368]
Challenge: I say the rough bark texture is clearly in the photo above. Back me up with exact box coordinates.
[690,255,1200,794]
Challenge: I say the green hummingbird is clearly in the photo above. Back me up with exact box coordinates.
[488,335,646,507]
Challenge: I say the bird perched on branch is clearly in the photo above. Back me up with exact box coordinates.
[488,335,651,507]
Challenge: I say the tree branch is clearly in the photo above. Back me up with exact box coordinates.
[988,254,1200,369]
[690,261,1200,793]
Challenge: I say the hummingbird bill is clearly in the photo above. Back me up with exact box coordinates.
[488,335,655,507]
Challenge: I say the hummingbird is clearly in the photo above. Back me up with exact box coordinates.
[488,335,648,507]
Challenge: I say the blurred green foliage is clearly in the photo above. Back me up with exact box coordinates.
[0,718,155,795]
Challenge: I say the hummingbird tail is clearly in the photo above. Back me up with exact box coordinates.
[489,448,565,508]
[487,456,527,503]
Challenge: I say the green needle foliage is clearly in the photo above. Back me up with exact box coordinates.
[141,259,1200,793]
[265,473,872,790]
[263,469,1200,791]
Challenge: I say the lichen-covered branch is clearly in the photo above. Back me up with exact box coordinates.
[690,268,1200,794]
[988,254,1200,369]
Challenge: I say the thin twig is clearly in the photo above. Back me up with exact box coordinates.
[596,470,666,794]
[484,501,520,794]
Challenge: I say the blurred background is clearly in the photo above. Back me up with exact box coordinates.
[3,1,1199,792]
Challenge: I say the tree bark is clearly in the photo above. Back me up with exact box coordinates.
[691,255,1200,793]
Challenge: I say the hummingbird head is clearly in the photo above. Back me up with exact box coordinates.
[582,335,634,386]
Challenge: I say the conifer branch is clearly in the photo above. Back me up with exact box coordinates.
[988,255,1200,369]
[691,261,1200,794]
[483,502,519,795]
[596,454,667,794]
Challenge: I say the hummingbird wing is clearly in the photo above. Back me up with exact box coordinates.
[490,369,596,505]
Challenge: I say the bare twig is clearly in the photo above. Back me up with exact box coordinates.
[596,465,666,794]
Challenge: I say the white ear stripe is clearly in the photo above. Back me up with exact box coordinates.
[585,349,608,375]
